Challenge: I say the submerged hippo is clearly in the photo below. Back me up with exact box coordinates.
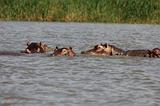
[51,47,76,57]
[0,51,25,56]
[81,43,125,56]
[120,48,160,57]
[21,42,53,54]
[81,43,160,58]
[124,48,160,58]
[151,48,160,57]
[81,44,108,56]
[0,42,53,56]
[124,49,152,57]
[102,43,125,56]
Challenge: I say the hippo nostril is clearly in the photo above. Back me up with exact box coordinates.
[81,51,85,54]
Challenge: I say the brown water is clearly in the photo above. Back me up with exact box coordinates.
[0,22,160,106]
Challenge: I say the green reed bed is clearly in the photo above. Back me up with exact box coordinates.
[0,0,159,24]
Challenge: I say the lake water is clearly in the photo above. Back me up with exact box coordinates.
[0,22,160,106]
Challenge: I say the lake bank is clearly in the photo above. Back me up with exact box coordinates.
[0,0,160,24]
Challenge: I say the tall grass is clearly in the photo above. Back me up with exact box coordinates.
[0,0,159,24]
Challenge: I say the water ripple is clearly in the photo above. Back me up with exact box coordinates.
[0,22,160,106]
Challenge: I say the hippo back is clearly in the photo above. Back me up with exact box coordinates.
[124,50,152,57]
[0,51,24,56]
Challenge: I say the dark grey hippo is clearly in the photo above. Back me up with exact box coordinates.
[81,43,125,56]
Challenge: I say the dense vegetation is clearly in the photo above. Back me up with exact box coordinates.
[0,0,159,24]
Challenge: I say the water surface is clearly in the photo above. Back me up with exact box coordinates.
[0,22,160,106]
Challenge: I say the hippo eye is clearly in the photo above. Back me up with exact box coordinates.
[97,45,103,49]
[62,49,68,54]
[97,46,100,49]
[94,45,98,49]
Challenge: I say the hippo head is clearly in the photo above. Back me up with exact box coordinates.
[81,43,124,56]
[81,44,108,56]
[24,42,49,54]
[102,43,125,56]
[53,47,76,57]
[152,48,160,57]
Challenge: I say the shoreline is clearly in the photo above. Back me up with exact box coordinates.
[0,0,159,24]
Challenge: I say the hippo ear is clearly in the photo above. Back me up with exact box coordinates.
[56,46,58,49]
[27,42,30,46]
[69,47,72,50]
[39,42,42,46]
[104,43,108,47]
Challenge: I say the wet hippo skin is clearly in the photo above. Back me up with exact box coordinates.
[21,42,53,54]
[52,47,76,57]
[0,51,25,56]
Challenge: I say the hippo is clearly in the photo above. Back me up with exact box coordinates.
[81,43,160,58]
[21,42,53,54]
[124,49,152,57]
[81,44,108,56]
[0,42,53,56]
[102,43,125,56]
[51,47,76,57]
[123,48,160,58]
[151,48,160,57]
[81,43,125,56]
